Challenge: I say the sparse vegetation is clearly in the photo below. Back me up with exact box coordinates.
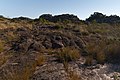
[68,71,81,80]
[0,40,5,53]
[84,42,106,65]
[54,25,64,29]
[105,43,120,63]
[0,13,120,80]
[96,51,105,64]
[3,63,36,80]
[36,53,46,66]
[55,47,80,63]
[84,56,93,66]
[0,53,11,66]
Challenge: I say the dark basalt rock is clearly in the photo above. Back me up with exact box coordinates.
[7,25,86,53]
[52,40,64,49]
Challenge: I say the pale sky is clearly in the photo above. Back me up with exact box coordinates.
[0,0,120,20]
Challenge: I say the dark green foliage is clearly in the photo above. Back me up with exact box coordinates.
[39,14,81,23]
[39,18,49,24]
[17,17,32,21]
[12,16,32,22]
[86,12,106,23]
[0,15,4,18]
[54,25,64,29]
[86,12,120,24]
[39,14,53,22]
[53,14,80,23]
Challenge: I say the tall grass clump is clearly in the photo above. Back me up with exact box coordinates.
[85,42,106,65]
[105,43,120,63]
[56,47,80,63]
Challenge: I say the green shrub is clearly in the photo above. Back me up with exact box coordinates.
[39,18,50,24]
[54,25,64,29]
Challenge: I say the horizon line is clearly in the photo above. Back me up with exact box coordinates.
[0,12,120,20]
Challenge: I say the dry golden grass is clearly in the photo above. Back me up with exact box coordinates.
[0,40,5,53]
[105,44,120,63]
[5,32,18,42]
[54,47,80,72]
[56,47,80,62]
[84,56,93,66]
[85,42,106,65]
[0,40,10,66]
[36,53,46,66]
[96,51,105,64]
[47,47,80,71]
[4,62,37,80]
[63,60,69,72]
[68,71,81,80]
[0,54,11,66]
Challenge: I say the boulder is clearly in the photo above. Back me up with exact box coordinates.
[52,40,64,49]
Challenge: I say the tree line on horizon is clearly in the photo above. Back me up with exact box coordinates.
[1,12,120,24]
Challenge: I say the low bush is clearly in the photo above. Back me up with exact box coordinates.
[55,47,80,63]
[85,41,120,65]
[85,42,106,65]
[105,44,120,63]
[3,62,36,80]
[54,25,64,29]
[52,47,80,71]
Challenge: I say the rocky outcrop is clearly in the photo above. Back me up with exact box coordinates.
[7,26,86,53]
[0,21,120,80]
